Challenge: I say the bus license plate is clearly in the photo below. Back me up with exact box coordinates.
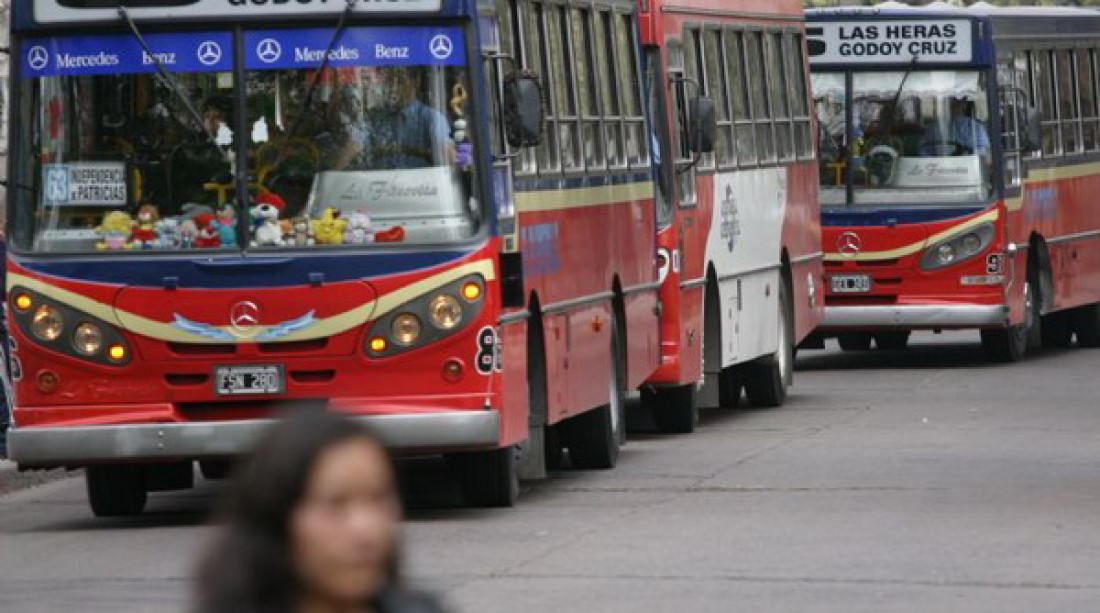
[830,274,872,293]
[215,365,284,396]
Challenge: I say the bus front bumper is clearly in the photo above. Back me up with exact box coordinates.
[820,304,1009,330]
[7,411,500,467]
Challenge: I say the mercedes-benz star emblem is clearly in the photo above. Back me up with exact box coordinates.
[197,41,222,67]
[256,39,282,64]
[230,301,261,335]
[429,34,454,60]
[27,46,49,71]
[837,231,862,257]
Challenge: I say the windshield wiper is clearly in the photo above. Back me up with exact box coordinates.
[116,3,219,151]
[881,54,920,135]
[286,0,359,138]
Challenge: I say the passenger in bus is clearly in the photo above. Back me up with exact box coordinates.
[338,68,454,170]
[195,412,447,613]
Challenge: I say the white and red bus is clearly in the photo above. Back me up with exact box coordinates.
[637,0,823,432]
[808,4,1100,362]
[3,0,660,513]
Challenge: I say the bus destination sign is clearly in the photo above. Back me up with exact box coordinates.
[807,20,972,65]
[33,0,442,25]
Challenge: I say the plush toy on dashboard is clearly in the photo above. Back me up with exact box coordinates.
[181,202,215,223]
[95,211,136,251]
[344,209,374,244]
[313,208,347,245]
[131,204,159,249]
[178,219,199,249]
[194,213,222,248]
[215,204,238,247]
[288,216,316,247]
[154,217,181,249]
[251,192,286,247]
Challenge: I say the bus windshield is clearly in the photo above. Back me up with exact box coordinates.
[813,69,993,207]
[14,26,479,254]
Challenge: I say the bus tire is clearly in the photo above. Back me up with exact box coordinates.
[86,465,148,517]
[562,318,624,469]
[1041,311,1074,349]
[718,366,742,409]
[454,446,519,508]
[837,333,873,351]
[982,280,1036,362]
[1073,303,1100,347]
[874,332,910,351]
[643,384,698,434]
[744,281,793,408]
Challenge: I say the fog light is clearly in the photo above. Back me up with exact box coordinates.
[428,295,463,330]
[368,337,388,353]
[107,344,128,362]
[13,293,33,312]
[392,314,422,345]
[461,282,482,302]
[37,370,59,395]
[442,358,464,382]
[73,323,104,356]
[31,305,65,342]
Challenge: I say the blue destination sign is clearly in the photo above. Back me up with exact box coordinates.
[21,32,233,78]
[244,26,464,70]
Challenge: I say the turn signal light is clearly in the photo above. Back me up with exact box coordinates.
[13,293,33,312]
[442,358,464,382]
[461,282,482,302]
[37,370,59,395]
[369,337,388,353]
[107,344,128,362]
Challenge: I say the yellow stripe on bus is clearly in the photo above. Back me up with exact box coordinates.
[1007,160,1100,211]
[515,180,654,213]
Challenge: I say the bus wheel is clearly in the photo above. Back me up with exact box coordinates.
[745,281,793,408]
[453,446,519,508]
[562,318,625,469]
[643,385,698,434]
[86,465,147,517]
[1041,311,1074,349]
[837,333,873,351]
[1073,303,1100,347]
[982,281,1036,362]
[874,332,910,351]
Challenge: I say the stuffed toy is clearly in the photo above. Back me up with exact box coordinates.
[131,204,159,249]
[179,219,199,249]
[375,226,405,243]
[215,205,238,247]
[154,217,182,249]
[95,211,136,250]
[181,202,215,222]
[344,209,374,244]
[251,195,286,247]
[313,208,347,245]
[194,214,222,248]
[288,216,316,247]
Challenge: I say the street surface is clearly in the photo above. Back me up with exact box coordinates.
[1,331,1099,612]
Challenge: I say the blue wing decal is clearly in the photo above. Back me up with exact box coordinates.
[256,311,318,342]
[172,314,236,341]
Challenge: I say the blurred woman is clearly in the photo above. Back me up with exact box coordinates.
[195,411,445,613]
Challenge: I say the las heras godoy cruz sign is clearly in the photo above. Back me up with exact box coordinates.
[807,20,973,65]
[33,0,440,24]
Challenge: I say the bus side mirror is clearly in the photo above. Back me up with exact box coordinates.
[688,96,716,154]
[1021,107,1041,153]
[503,71,544,149]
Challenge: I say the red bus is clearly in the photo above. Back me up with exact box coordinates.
[808,5,1100,362]
[4,0,660,513]
[637,0,823,432]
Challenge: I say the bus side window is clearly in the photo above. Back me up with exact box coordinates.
[1031,50,1059,156]
[1079,49,1099,152]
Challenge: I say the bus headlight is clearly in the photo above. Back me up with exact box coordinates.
[31,305,65,342]
[392,314,422,345]
[428,295,463,330]
[921,222,995,271]
[73,323,105,356]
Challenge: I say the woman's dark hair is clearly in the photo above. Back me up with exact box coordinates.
[195,411,397,613]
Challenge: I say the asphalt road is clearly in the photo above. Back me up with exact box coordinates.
[1,331,1099,612]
